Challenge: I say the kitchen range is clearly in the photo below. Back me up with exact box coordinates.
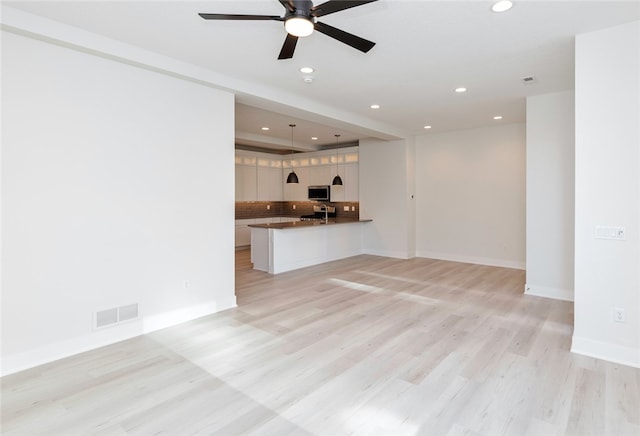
[300,205,336,222]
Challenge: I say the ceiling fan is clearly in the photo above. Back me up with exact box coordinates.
[199,0,378,60]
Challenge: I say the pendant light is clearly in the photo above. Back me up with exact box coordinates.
[286,124,299,184]
[332,134,343,186]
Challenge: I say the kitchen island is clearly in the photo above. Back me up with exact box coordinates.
[249,219,372,274]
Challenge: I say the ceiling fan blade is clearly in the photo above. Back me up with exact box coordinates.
[313,21,375,53]
[311,0,378,17]
[278,0,296,12]
[278,33,299,59]
[199,13,283,21]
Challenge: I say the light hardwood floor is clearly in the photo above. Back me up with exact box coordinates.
[2,250,639,435]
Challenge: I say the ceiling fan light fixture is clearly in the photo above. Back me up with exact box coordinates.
[285,17,314,37]
[199,1,377,59]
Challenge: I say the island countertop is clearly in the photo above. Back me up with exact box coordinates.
[249,218,372,274]
[248,218,372,230]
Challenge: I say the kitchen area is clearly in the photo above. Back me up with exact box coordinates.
[235,145,371,274]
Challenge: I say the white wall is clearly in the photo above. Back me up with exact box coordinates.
[525,91,575,301]
[415,124,526,269]
[406,137,417,258]
[573,20,640,368]
[360,138,413,258]
[1,31,236,375]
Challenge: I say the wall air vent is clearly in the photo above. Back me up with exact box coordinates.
[96,308,118,328]
[118,304,139,322]
[521,76,537,84]
[95,303,139,329]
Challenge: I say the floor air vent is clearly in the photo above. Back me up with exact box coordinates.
[95,304,139,329]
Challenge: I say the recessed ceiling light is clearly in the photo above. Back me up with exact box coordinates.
[300,66,314,74]
[424,125,432,129]
[491,0,513,13]
[370,104,380,109]
[261,127,269,131]
[455,87,467,93]
[493,115,503,120]
[311,136,318,140]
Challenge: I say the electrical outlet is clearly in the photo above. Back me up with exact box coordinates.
[351,206,355,211]
[267,204,270,210]
[292,204,296,210]
[344,206,349,211]
[614,308,625,323]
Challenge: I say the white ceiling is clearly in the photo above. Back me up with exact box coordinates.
[5,0,639,151]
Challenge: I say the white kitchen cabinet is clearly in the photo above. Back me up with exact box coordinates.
[283,166,309,201]
[236,165,258,201]
[238,148,358,202]
[344,163,359,201]
[236,163,282,202]
[308,165,333,187]
[330,168,345,202]
[257,166,284,201]
[330,185,345,202]
[235,218,254,247]
[235,165,244,201]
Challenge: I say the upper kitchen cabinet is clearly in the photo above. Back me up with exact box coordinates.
[235,154,257,201]
[344,162,359,201]
[256,157,283,201]
[283,162,308,201]
[236,151,282,202]
[236,147,358,202]
[283,147,358,202]
[326,150,358,202]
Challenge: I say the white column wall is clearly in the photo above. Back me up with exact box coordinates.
[525,91,575,301]
[415,124,526,269]
[406,136,417,258]
[359,138,412,259]
[573,20,640,368]
[1,31,236,375]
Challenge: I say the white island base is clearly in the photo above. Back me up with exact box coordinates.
[250,220,371,274]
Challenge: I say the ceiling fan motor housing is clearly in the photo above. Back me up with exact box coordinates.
[285,0,313,17]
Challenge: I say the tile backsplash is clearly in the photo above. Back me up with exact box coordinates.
[235,201,359,220]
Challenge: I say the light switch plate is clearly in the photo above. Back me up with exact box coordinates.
[595,225,625,240]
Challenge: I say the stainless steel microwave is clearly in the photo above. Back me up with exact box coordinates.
[308,185,330,201]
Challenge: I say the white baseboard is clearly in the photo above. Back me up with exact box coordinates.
[571,335,640,368]
[524,284,574,301]
[416,250,525,270]
[141,296,236,333]
[0,296,237,377]
[362,248,412,260]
